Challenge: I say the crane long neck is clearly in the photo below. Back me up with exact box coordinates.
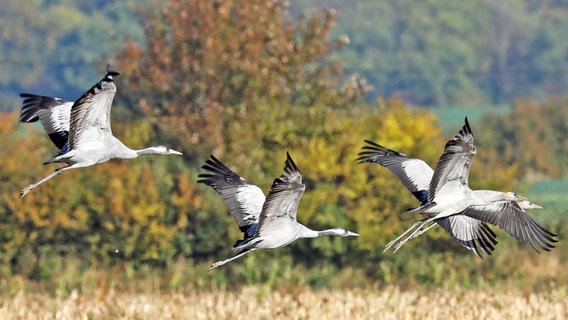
[112,146,158,160]
[135,147,162,157]
[298,224,335,238]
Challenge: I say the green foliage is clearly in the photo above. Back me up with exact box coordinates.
[116,0,366,161]
[2,96,522,280]
[528,179,568,226]
[478,97,568,178]
[428,104,511,132]
[0,115,203,275]
[0,0,565,292]
[3,0,568,109]
[304,0,568,106]
[0,0,145,110]
[329,0,488,106]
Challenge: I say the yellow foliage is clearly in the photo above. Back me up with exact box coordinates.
[0,114,201,266]
[0,90,533,272]
[212,98,447,256]
[1,0,550,278]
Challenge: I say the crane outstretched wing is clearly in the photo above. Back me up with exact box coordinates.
[67,70,119,151]
[19,93,73,152]
[256,152,305,235]
[428,117,476,202]
[358,140,432,204]
[198,155,265,234]
[461,200,558,253]
[436,216,497,257]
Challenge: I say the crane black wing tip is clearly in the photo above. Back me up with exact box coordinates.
[196,179,208,185]
[357,140,381,163]
[19,93,67,106]
[102,64,120,81]
[285,151,300,174]
[270,152,302,187]
[200,155,232,175]
[19,95,43,122]
[361,140,386,151]
[358,141,407,160]
[202,156,217,167]
[196,173,215,182]
[105,64,120,77]
[539,224,559,239]
[356,152,381,164]
[477,226,498,256]
[469,241,485,259]
[104,71,120,81]
[356,156,370,164]
[460,116,473,136]
[19,114,38,123]
[199,164,228,180]
[199,155,250,188]
[363,139,381,146]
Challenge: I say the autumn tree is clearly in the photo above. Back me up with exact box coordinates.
[0,0,531,282]
[0,116,201,276]
[114,0,372,268]
[116,0,366,160]
[478,97,568,178]
[111,0,525,272]
[0,0,144,109]
[313,0,568,106]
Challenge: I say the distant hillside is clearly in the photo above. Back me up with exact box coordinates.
[2,0,568,109]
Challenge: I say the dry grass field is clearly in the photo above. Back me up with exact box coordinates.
[1,284,566,320]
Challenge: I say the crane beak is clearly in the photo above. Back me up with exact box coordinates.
[169,149,183,155]
[526,202,543,209]
[346,230,359,237]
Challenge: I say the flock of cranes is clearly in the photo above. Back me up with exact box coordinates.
[18,69,558,270]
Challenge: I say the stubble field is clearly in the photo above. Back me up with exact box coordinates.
[1,284,566,320]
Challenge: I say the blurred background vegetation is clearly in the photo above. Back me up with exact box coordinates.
[0,0,566,294]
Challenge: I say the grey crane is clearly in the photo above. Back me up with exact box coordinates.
[359,141,496,257]
[358,140,542,257]
[359,117,557,254]
[19,70,182,198]
[198,152,359,270]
